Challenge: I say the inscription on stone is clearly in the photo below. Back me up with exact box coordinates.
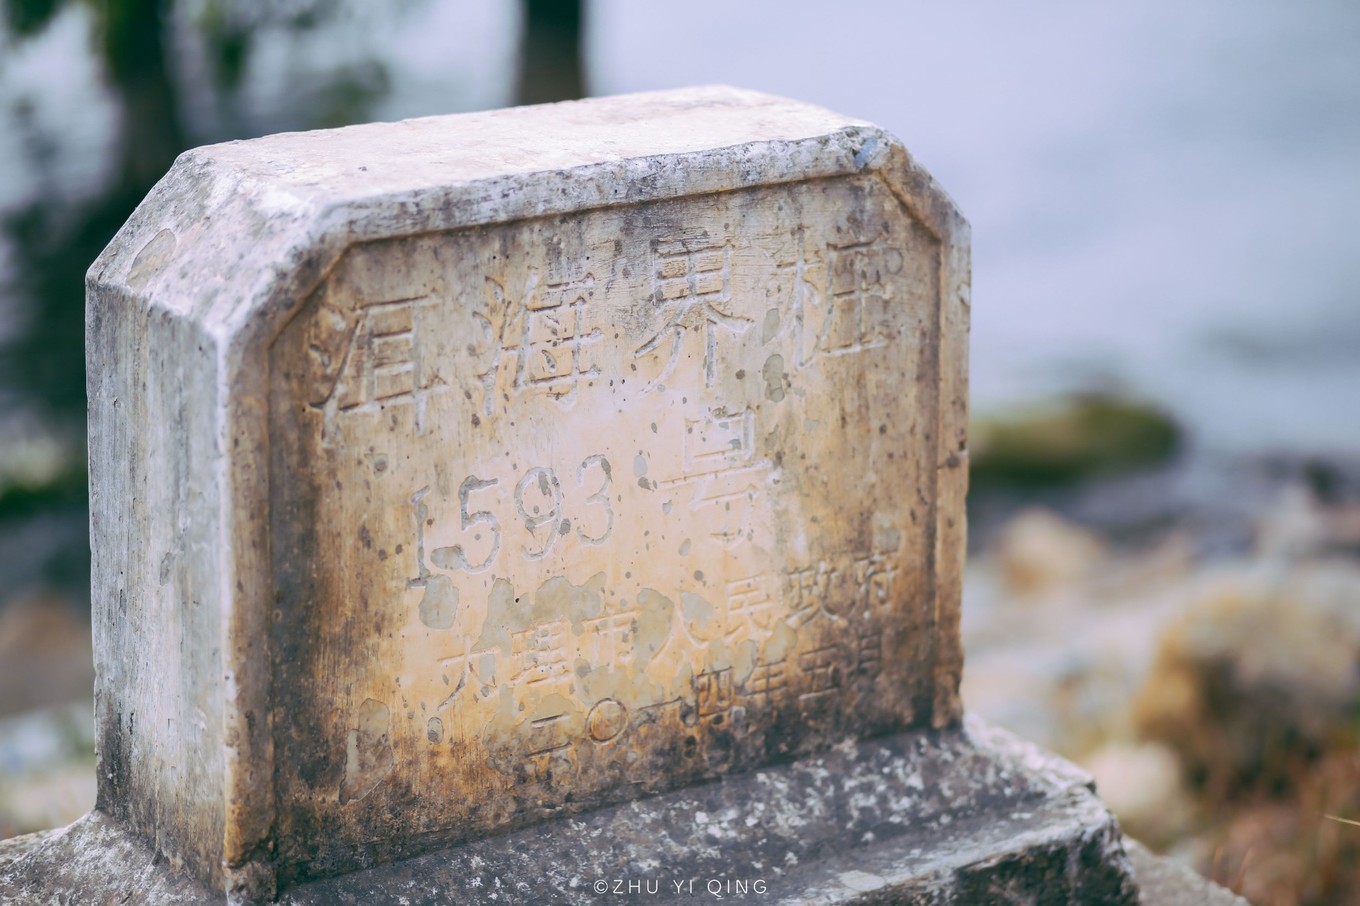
[268,178,941,875]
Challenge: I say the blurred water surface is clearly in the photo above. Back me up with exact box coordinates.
[1,0,1357,445]
[593,0,1360,457]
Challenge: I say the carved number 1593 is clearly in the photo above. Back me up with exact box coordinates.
[429,455,614,572]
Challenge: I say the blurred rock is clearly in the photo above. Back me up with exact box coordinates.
[0,414,78,491]
[1256,484,1332,560]
[1256,481,1360,561]
[963,507,1201,757]
[962,539,1190,757]
[966,460,1360,905]
[0,589,93,717]
[0,700,94,775]
[1083,741,1193,846]
[1133,561,1360,801]
[995,508,1106,596]
[0,701,95,840]
[0,762,94,840]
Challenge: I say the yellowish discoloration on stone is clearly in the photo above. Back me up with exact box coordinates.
[267,174,945,874]
[340,699,394,804]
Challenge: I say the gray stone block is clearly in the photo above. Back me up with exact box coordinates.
[4,717,1143,903]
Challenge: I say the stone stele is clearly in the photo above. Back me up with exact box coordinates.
[0,87,1241,904]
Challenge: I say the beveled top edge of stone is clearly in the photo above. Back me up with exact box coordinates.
[88,85,966,350]
[202,85,870,197]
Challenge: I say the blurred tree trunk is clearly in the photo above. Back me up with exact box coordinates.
[96,0,188,191]
[516,0,586,105]
[0,0,188,425]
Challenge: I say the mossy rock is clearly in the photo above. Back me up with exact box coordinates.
[970,395,1181,489]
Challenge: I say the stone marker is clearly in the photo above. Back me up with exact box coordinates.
[0,87,1243,904]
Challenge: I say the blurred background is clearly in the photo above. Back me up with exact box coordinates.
[0,1,1356,902]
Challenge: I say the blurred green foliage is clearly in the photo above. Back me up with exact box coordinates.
[0,458,85,520]
[0,0,387,433]
[0,0,587,556]
[517,0,584,105]
[970,394,1182,489]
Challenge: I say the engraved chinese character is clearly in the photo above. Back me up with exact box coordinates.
[658,409,770,549]
[503,274,602,403]
[478,271,602,415]
[798,644,844,701]
[583,610,638,667]
[522,713,577,782]
[785,562,832,627]
[636,239,750,388]
[694,667,734,717]
[853,552,898,612]
[743,658,787,707]
[681,409,755,476]
[814,240,902,357]
[585,698,629,743]
[634,696,687,730]
[310,294,446,439]
[525,712,572,756]
[774,228,827,368]
[724,574,778,640]
[510,620,570,685]
[436,640,500,710]
[853,628,883,678]
[696,474,765,547]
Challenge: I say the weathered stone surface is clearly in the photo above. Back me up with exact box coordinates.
[74,86,971,898]
[1125,840,1251,906]
[265,153,954,888]
[0,825,57,875]
[283,718,1136,904]
[4,718,1147,904]
[3,717,1248,904]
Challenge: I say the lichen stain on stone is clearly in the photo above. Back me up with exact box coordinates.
[473,573,607,652]
[761,307,782,345]
[417,574,459,630]
[762,353,787,402]
[538,573,607,635]
[679,592,717,640]
[340,699,395,804]
[762,620,799,663]
[126,228,176,289]
[633,588,678,670]
[577,662,666,716]
[873,514,903,555]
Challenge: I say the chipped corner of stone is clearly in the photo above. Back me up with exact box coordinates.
[88,150,320,339]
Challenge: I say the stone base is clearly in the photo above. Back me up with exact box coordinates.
[1,717,1238,904]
